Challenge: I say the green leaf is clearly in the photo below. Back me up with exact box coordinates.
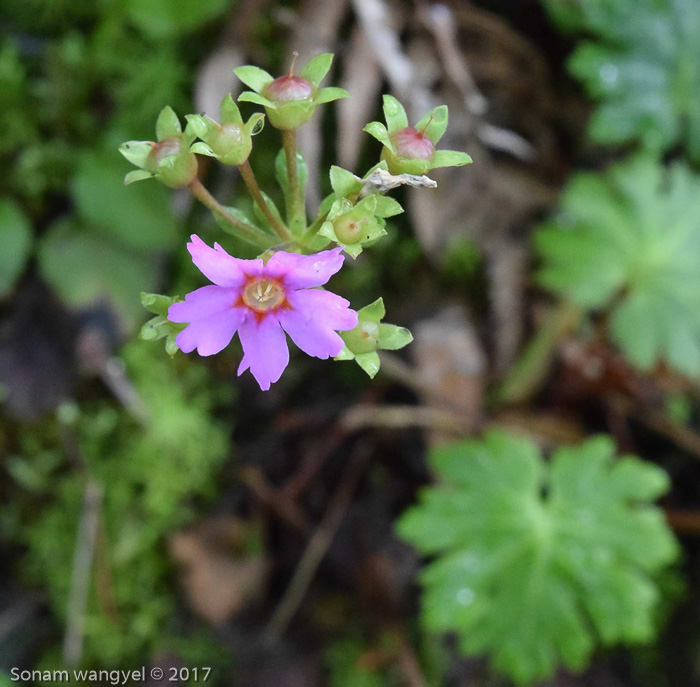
[155,105,181,140]
[38,220,158,330]
[300,52,334,86]
[415,105,448,143]
[0,198,32,297]
[382,95,409,133]
[431,150,473,168]
[141,292,177,316]
[220,93,243,124]
[125,0,230,38]
[378,323,413,350]
[72,151,178,251]
[234,66,274,93]
[558,0,700,158]
[213,205,266,238]
[275,148,308,221]
[252,191,285,233]
[396,430,679,685]
[315,87,350,104]
[536,155,700,376]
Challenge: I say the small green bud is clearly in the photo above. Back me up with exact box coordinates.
[342,320,380,354]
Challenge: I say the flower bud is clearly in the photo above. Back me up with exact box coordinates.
[342,320,380,354]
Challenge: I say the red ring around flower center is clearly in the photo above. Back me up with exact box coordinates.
[241,277,287,314]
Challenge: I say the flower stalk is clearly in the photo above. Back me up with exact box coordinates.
[238,160,291,241]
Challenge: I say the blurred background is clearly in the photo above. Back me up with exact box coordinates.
[2,0,700,685]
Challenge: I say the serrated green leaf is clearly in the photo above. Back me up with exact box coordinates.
[396,430,679,685]
[559,0,700,158]
[537,156,700,376]
[415,105,448,143]
[234,66,274,93]
[155,105,181,140]
[382,95,409,133]
[73,151,178,250]
[300,52,334,86]
[0,198,32,297]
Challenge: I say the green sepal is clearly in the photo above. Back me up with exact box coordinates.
[383,95,409,133]
[355,351,381,378]
[124,169,154,185]
[189,142,217,157]
[185,114,218,140]
[315,87,350,104]
[363,121,393,150]
[141,291,175,316]
[415,105,448,143]
[119,141,153,169]
[220,93,243,124]
[330,165,360,198]
[238,91,277,109]
[358,297,386,322]
[155,105,182,141]
[378,323,413,350]
[373,195,403,218]
[335,345,355,361]
[300,52,334,86]
[432,150,473,168]
[245,112,266,136]
[234,65,274,93]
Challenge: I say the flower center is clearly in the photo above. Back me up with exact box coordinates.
[242,278,286,312]
[391,127,435,160]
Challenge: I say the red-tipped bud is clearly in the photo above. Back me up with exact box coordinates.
[264,75,314,103]
[390,127,435,161]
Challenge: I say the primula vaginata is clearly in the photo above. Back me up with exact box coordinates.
[168,236,358,390]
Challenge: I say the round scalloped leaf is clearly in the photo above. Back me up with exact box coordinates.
[0,198,32,297]
[396,430,678,685]
[536,156,700,376]
[560,0,700,158]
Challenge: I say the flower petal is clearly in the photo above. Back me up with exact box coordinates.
[175,308,245,356]
[279,308,346,359]
[287,289,358,330]
[168,285,239,323]
[187,234,262,286]
[265,247,345,289]
[237,315,289,390]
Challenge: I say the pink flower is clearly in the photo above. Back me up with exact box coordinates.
[169,235,358,390]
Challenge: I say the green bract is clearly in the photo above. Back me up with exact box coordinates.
[547,0,700,159]
[336,298,413,377]
[185,94,264,166]
[235,53,349,130]
[364,95,472,176]
[139,292,186,357]
[119,106,197,188]
[397,430,679,685]
[536,155,700,376]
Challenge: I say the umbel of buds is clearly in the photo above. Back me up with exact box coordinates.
[235,53,349,130]
[119,106,198,188]
[364,96,472,176]
[185,95,264,166]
